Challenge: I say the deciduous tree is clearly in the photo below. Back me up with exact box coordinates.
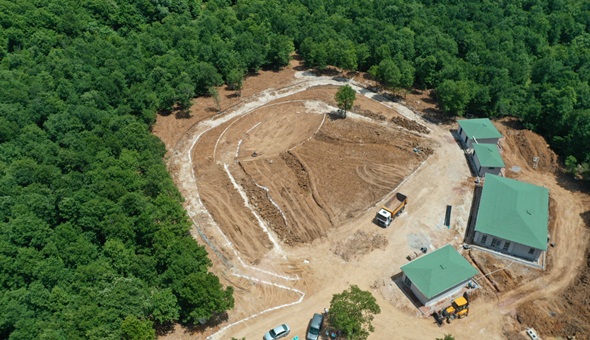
[328,285,380,340]
[335,85,356,118]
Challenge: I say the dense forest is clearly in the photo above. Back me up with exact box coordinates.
[0,0,589,338]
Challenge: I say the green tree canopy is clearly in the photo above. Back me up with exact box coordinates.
[329,285,381,340]
[335,85,356,118]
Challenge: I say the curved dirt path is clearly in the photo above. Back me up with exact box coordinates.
[167,72,431,339]
[164,69,588,339]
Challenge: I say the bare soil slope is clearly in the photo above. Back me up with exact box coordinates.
[192,87,432,263]
[154,62,590,340]
[495,118,590,339]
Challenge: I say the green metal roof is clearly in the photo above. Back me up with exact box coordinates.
[401,245,478,299]
[475,175,549,250]
[473,143,505,168]
[458,118,502,139]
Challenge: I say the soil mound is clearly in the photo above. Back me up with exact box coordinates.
[333,230,389,262]
[497,118,559,174]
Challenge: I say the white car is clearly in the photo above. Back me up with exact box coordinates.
[263,324,291,340]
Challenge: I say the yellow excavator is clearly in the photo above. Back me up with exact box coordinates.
[435,295,469,326]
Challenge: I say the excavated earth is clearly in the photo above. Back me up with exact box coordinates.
[191,86,432,265]
[153,62,590,340]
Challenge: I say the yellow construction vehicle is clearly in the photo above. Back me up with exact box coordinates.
[435,296,469,326]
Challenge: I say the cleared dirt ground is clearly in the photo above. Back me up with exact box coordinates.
[154,60,590,340]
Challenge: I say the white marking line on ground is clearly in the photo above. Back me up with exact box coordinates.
[186,121,298,280]
[288,104,327,152]
[178,74,431,339]
[196,196,298,281]
[224,163,286,258]
[235,139,242,159]
[207,273,305,340]
[254,183,289,226]
[246,121,261,134]
[213,114,248,161]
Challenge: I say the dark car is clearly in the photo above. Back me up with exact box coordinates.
[306,313,324,340]
[263,324,291,340]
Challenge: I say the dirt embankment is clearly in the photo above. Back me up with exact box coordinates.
[491,117,590,339]
[516,257,590,339]
[155,56,590,339]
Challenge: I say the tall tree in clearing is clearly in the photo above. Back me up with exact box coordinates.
[335,85,356,118]
[328,285,381,340]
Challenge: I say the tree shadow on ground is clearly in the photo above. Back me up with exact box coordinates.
[156,312,230,337]
[498,117,526,130]
[155,323,175,337]
[312,67,341,77]
[581,211,590,229]
[158,109,173,117]
[225,92,240,99]
[328,110,346,120]
[331,76,349,82]
[175,109,191,119]
[421,108,453,125]
[556,171,590,194]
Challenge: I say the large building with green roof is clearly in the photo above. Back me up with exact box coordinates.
[458,118,502,149]
[472,143,505,177]
[401,245,478,307]
[473,174,549,261]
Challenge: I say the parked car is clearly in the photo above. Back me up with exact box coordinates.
[306,313,324,340]
[526,328,539,340]
[263,324,291,340]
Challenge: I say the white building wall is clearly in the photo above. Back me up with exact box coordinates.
[422,280,471,307]
[510,243,542,261]
[472,153,502,177]
[402,273,472,307]
[458,128,469,148]
[473,231,542,261]
[465,137,500,149]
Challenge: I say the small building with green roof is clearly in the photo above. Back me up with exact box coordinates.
[401,245,478,307]
[473,174,549,262]
[472,143,505,177]
[458,118,502,149]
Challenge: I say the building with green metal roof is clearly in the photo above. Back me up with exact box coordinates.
[401,245,478,307]
[458,118,502,149]
[472,143,505,177]
[473,174,549,262]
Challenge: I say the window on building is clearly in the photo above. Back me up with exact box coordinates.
[528,248,535,255]
[502,242,510,251]
[489,167,495,170]
[481,234,488,244]
[404,276,411,287]
[491,238,501,248]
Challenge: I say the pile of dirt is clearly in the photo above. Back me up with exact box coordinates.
[497,118,560,174]
[353,107,387,121]
[280,151,312,193]
[390,116,430,134]
[236,168,295,245]
[351,105,430,135]
[332,230,389,262]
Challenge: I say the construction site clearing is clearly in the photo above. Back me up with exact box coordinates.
[154,59,590,340]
